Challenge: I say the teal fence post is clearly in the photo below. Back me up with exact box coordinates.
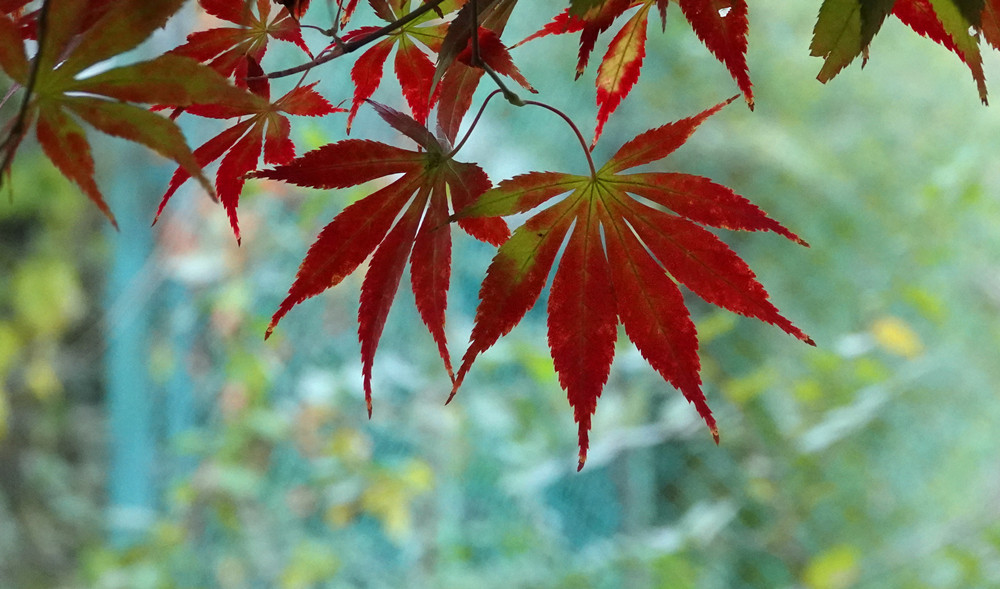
[104,150,161,547]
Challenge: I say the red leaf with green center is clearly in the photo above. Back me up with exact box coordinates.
[155,59,340,241]
[518,0,636,77]
[594,2,650,146]
[893,0,988,102]
[524,0,754,146]
[171,0,310,83]
[250,104,508,412]
[344,0,460,130]
[454,99,811,468]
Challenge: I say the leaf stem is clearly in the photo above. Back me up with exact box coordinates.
[523,100,597,178]
[0,0,51,187]
[263,0,449,79]
[447,89,503,157]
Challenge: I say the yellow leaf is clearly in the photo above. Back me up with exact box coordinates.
[870,316,923,358]
[803,544,861,589]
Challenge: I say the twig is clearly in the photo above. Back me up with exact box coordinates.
[0,0,52,187]
[261,0,448,79]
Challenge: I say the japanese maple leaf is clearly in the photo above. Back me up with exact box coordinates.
[170,0,311,84]
[0,0,259,226]
[811,0,988,102]
[520,0,752,147]
[452,97,812,470]
[343,0,465,131]
[892,0,987,103]
[154,59,341,243]
[249,102,509,414]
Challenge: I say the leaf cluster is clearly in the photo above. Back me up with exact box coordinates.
[2,0,994,468]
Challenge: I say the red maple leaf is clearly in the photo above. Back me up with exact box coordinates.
[155,59,341,243]
[520,0,752,149]
[452,97,812,470]
[893,0,988,103]
[249,102,509,414]
[170,0,311,84]
[343,0,465,131]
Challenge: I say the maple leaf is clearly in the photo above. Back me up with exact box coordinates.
[154,59,341,243]
[343,0,465,131]
[810,0,901,80]
[0,0,260,226]
[811,0,988,102]
[452,98,812,470]
[520,0,752,148]
[892,0,988,103]
[249,102,509,414]
[170,0,311,84]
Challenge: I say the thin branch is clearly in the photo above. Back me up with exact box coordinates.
[447,89,503,157]
[262,0,448,79]
[0,0,52,188]
[524,101,597,178]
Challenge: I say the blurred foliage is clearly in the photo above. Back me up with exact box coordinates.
[0,150,107,587]
[4,1,1000,588]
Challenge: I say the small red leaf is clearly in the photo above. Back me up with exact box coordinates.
[457,101,809,468]
[395,38,438,124]
[348,37,394,132]
[156,120,254,222]
[216,124,264,243]
[677,0,753,107]
[594,3,650,147]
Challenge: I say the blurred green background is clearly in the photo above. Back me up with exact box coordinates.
[2,1,1000,587]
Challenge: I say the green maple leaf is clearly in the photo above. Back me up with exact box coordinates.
[0,0,258,225]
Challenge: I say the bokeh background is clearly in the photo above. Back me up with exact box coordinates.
[3,1,1000,587]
